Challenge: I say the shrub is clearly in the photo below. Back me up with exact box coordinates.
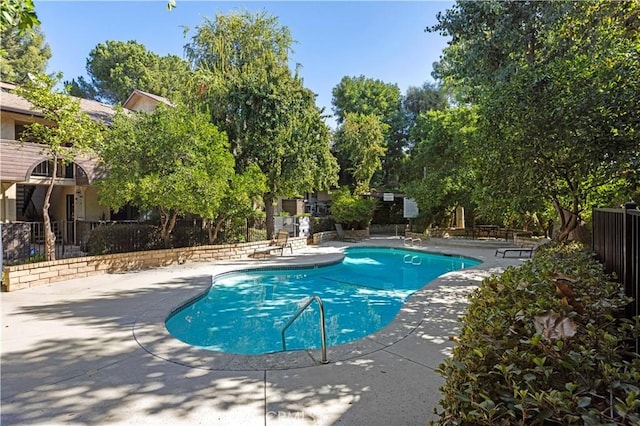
[171,224,208,248]
[435,242,640,425]
[87,224,163,255]
[329,187,377,230]
[310,216,335,233]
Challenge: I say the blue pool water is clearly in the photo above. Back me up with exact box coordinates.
[165,247,479,355]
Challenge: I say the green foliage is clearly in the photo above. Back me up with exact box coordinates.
[403,107,479,227]
[96,103,235,245]
[4,253,46,266]
[204,164,266,243]
[0,0,40,35]
[436,242,640,425]
[329,187,377,230]
[403,82,448,122]
[17,73,104,160]
[331,75,402,125]
[184,11,338,237]
[17,73,104,261]
[333,112,387,194]
[0,25,50,82]
[331,75,405,189]
[430,1,640,240]
[87,224,163,255]
[66,40,191,103]
[310,216,335,233]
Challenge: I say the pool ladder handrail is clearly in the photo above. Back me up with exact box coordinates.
[281,295,328,364]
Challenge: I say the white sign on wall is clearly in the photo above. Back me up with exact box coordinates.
[383,192,394,202]
[403,198,419,218]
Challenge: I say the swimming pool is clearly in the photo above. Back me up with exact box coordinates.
[165,247,479,355]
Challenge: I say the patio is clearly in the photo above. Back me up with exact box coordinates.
[1,237,525,425]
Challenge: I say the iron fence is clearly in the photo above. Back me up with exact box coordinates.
[1,221,70,263]
[2,217,269,265]
[592,203,639,352]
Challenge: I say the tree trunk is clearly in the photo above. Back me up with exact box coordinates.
[206,216,226,244]
[554,198,580,242]
[264,193,275,240]
[159,207,179,248]
[43,158,57,261]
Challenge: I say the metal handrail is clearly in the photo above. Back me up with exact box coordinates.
[281,295,328,364]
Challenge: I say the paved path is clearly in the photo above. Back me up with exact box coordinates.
[1,237,525,425]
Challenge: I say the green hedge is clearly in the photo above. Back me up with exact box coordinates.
[310,216,335,233]
[436,242,640,425]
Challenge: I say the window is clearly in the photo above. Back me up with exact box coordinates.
[31,160,75,178]
[15,122,34,142]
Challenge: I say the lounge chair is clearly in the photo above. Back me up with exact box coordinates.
[495,246,534,258]
[335,223,357,242]
[252,230,293,258]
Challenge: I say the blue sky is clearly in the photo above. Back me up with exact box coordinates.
[35,1,453,128]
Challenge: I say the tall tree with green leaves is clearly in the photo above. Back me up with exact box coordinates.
[431,0,640,240]
[403,107,479,227]
[333,112,387,194]
[17,73,104,261]
[331,75,405,189]
[403,82,448,122]
[66,40,191,104]
[0,25,50,83]
[331,75,402,125]
[205,164,266,244]
[96,103,235,246]
[184,11,338,238]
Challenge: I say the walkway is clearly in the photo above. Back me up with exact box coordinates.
[1,237,525,425]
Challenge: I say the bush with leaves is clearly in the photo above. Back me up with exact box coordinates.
[329,187,377,230]
[310,216,335,233]
[436,242,639,425]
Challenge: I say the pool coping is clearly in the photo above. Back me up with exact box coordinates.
[132,246,483,371]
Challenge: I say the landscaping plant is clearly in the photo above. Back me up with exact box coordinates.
[435,242,640,425]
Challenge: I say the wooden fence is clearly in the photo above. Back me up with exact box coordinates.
[592,203,639,352]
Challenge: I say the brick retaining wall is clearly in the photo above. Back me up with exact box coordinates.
[312,231,336,245]
[2,237,307,292]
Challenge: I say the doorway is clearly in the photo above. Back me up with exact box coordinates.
[66,193,75,244]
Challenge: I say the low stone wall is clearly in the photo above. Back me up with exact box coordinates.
[311,231,336,245]
[514,233,546,248]
[2,237,308,292]
[404,231,430,241]
[346,228,369,239]
[370,224,407,235]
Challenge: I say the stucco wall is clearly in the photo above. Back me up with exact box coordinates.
[0,183,17,221]
[1,119,15,139]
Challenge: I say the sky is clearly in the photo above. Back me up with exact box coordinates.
[35,1,453,128]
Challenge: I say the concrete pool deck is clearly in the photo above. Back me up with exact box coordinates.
[1,237,526,425]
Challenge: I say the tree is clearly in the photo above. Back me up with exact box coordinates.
[96,103,235,246]
[17,73,104,261]
[204,164,266,244]
[0,25,51,83]
[66,40,191,104]
[403,82,448,121]
[333,112,387,194]
[403,107,479,227]
[331,75,402,125]
[184,11,338,238]
[331,75,405,189]
[0,0,39,35]
[329,186,377,230]
[430,0,640,240]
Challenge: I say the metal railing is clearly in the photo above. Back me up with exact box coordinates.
[281,295,328,364]
[592,203,639,353]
